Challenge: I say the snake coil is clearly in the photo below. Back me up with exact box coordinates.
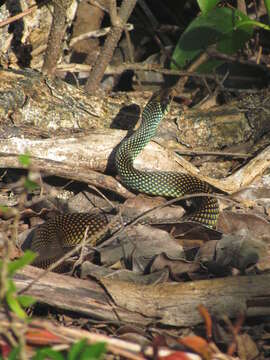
[23,89,219,268]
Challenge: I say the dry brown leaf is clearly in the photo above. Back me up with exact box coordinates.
[100,224,184,273]
[218,211,270,243]
[81,261,170,285]
[196,234,266,272]
[122,194,185,224]
[150,253,200,279]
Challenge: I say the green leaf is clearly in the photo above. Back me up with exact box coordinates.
[6,279,16,293]
[68,339,87,360]
[8,250,36,276]
[24,178,39,192]
[32,348,65,360]
[80,342,106,360]
[171,7,254,71]
[6,292,27,319]
[0,205,9,213]
[194,58,223,73]
[197,0,220,13]
[264,0,270,24]
[234,19,270,31]
[17,294,36,307]
[7,346,21,360]
[18,154,31,167]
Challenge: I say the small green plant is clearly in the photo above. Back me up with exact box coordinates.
[0,251,36,319]
[0,153,38,319]
[0,153,107,358]
[265,0,270,23]
[32,339,106,360]
[171,0,270,72]
[18,153,40,192]
[18,153,32,167]
[2,345,21,360]
[197,0,220,14]
[1,340,106,360]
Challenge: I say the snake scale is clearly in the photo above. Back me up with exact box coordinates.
[22,89,219,268]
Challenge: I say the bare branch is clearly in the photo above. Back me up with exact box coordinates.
[85,0,137,93]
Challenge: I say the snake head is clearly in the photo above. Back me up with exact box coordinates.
[150,88,175,115]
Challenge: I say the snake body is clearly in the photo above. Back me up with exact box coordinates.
[22,212,109,269]
[23,89,219,268]
[115,90,219,227]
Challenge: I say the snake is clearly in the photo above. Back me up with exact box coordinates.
[22,89,219,268]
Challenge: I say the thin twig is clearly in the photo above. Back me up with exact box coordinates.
[85,0,138,93]
[71,226,89,273]
[109,0,118,26]
[70,24,133,46]
[56,62,264,85]
[206,48,268,72]
[89,0,109,13]
[87,184,116,210]
[0,5,37,28]
[97,192,239,249]
[173,149,252,159]
[42,0,72,77]
[174,52,210,94]
[138,0,171,46]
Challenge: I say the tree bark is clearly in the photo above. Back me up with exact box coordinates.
[0,68,268,150]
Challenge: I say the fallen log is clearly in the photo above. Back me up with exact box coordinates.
[14,265,270,327]
[0,69,269,194]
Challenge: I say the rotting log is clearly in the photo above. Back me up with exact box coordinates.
[14,265,270,327]
[0,68,269,150]
[0,134,269,195]
[0,69,270,194]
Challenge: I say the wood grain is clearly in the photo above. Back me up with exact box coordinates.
[14,265,270,327]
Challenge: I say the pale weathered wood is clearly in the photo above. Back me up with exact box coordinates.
[14,265,149,326]
[0,131,182,174]
[14,265,270,327]
[0,132,269,195]
[0,69,269,195]
[0,132,134,199]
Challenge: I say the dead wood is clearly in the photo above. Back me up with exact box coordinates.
[14,265,270,327]
[0,313,195,360]
[0,134,134,199]
[0,128,269,195]
[42,0,73,77]
[0,68,268,148]
[14,265,149,326]
[85,0,138,93]
[0,68,269,194]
